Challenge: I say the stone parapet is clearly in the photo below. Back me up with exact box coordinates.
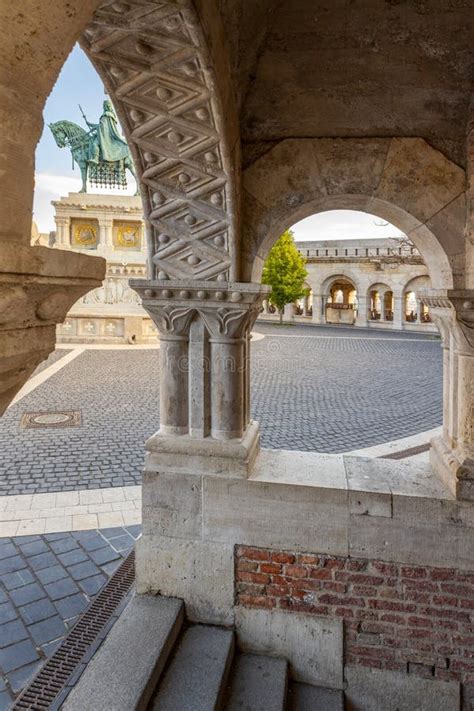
[0,244,105,413]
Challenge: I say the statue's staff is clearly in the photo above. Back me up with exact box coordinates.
[79,104,95,134]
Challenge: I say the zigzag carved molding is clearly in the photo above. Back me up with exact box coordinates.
[81,0,235,281]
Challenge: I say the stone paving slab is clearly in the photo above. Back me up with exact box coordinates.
[0,325,442,495]
[0,487,141,538]
[0,526,140,709]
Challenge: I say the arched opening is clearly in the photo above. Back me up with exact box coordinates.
[367,283,394,323]
[324,276,358,325]
[403,275,433,328]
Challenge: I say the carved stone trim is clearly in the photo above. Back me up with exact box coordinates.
[81,0,237,282]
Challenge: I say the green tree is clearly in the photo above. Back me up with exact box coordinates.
[262,230,309,323]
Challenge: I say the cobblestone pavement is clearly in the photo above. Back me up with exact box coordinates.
[0,324,442,494]
[0,526,140,709]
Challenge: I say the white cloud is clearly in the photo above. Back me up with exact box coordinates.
[291,210,405,242]
[33,172,137,232]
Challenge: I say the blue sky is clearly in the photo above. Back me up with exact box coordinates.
[34,45,400,242]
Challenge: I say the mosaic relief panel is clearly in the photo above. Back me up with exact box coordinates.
[81,0,236,281]
[71,219,99,249]
[113,221,142,250]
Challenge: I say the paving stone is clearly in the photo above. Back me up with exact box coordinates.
[0,639,39,673]
[10,583,45,607]
[0,556,27,575]
[78,573,107,597]
[49,537,79,555]
[0,570,35,590]
[7,659,42,693]
[0,689,13,711]
[0,619,28,648]
[89,546,121,566]
[0,543,17,560]
[67,561,100,582]
[19,540,49,557]
[27,552,58,571]
[44,577,80,601]
[35,565,68,585]
[57,549,88,567]
[0,602,17,624]
[20,597,57,624]
[54,593,89,620]
[108,534,135,552]
[28,615,67,646]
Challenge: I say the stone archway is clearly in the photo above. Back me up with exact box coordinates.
[0,0,242,413]
[242,137,465,289]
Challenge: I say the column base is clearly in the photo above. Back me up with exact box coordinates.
[430,435,474,500]
[145,420,261,478]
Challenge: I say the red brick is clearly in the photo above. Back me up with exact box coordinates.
[356,658,382,669]
[297,554,320,565]
[335,607,354,617]
[432,595,458,607]
[321,581,346,593]
[460,599,474,610]
[323,558,345,570]
[430,568,456,581]
[319,594,365,607]
[284,565,308,578]
[369,599,416,613]
[346,560,368,571]
[350,645,394,660]
[237,571,270,585]
[239,594,275,609]
[383,637,408,649]
[380,613,406,625]
[260,563,281,575]
[404,591,431,604]
[270,552,295,565]
[291,579,321,593]
[407,616,433,628]
[266,585,289,597]
[236,582,265,595]
[401,566,427,579]
[360,621,393,634]
[440,583,474,597]
[345,574,384,586]
[371,561,398,576]
[309,568,332,581]
[238,561,259,572]
[451,659,474,672]
[352,585,378,597]
[402,580,438,592]
[237,547,269,562]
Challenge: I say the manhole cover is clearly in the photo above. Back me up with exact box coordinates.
[20,410,82,429]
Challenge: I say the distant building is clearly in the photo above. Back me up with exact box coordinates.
[260,237,436,333]
[40,193,157,343]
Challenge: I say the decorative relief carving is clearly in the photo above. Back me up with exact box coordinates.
[114,221,142,249]
[71,220,99,249]
[81,0,236,281]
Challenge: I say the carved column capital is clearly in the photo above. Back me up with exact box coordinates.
[421,289,474,351]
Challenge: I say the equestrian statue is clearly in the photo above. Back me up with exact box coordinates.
[49,99,138,194]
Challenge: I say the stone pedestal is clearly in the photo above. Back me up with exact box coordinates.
[312,295,324,324]
[423,290,474,500]
[356,296,368,327]
[392,295,403,330]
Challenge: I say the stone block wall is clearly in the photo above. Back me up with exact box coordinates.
[235,546,474,705]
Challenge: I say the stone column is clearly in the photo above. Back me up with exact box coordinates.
[312,295,324,324]
[356,295,368,327]
[100,218,114,248]
[303,295,309,317]
[130,280,269,475]
[378,291,386,322]
[393,295,403,330]
[283,302,295,321]
[54,216,70,247]
[423,290,474,500]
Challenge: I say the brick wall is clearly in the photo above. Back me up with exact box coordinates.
[235,546,474,691]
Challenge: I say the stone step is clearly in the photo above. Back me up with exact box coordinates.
[225,653,288,711]
[152,625,235,710]
[63,594,184,711]
[287,682,345,711]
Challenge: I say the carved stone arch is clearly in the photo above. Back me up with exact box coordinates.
[319,272,361,298]
[242,138,466,289]
[80,0,239,282]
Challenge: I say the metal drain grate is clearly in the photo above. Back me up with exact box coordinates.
[13,550,135,710]
[379,442,430,460]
